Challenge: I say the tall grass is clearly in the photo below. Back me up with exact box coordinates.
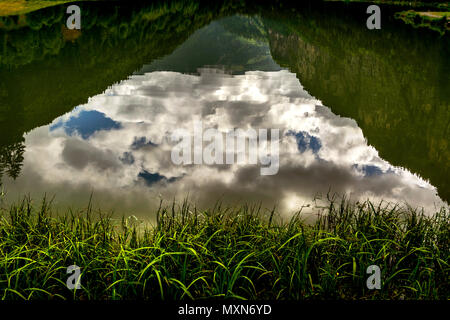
[0,196,448,300]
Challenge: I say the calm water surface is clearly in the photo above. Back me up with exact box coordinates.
[0,1,448,219]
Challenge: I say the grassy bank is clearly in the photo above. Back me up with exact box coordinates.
[326,0,450,34]
[0,0,83,16]
[395,10,449,34]
[0,197,448,300]
[327,0,449,9]
[1,0,449,17]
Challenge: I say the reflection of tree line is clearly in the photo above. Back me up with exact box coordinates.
[0,0,448,203]
[0,141,24,184]
[263,2,449,202]
[0,0,244,183]
[0,1,212,68]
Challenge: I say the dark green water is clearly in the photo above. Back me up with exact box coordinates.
[0,0,448,217]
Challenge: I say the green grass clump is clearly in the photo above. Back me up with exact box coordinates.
[0,196,448,300]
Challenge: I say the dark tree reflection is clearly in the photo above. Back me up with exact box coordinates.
[0,141,25,183]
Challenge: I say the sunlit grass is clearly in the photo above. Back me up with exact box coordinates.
[417,11,450,18]
[395,9,449,34]
[0,0,96,17]
[326,0,449,8]
[0,196,448,300]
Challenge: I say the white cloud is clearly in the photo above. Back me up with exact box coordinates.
[3,69,445,220]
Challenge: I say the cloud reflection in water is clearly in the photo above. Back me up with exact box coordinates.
[3,69,445,219]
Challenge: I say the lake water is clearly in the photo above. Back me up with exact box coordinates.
[0,1,448,219]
